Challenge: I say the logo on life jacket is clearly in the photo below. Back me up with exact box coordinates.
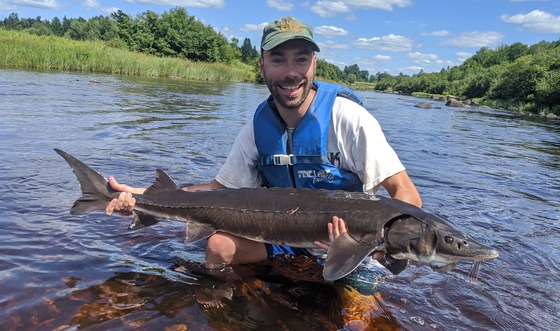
[297,169,335,184]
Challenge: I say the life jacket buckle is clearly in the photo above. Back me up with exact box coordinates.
[273,154,293,166]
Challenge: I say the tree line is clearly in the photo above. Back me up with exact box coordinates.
[1,8,259,64]
[2,9,559,113]
[374,42,560,113]
[318,40,560,114]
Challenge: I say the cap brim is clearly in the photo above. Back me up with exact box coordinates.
[262,36,320,52]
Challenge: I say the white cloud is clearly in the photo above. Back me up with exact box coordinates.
[373,54,392,61]
[0,3,17,10]
[441,31,504,48]
[266,0,294,11]
[355,55,392,72]
[311,0,412,17]
[310,1,350,17]
[80,0,119,15]
[407,52,440,64]
[399,65,424,74]
[314,25,348,37]
[501,10,560,33]
[240,22,268,32]
[318,40,350,49]
[2,0,62,9]
[353,34,413,52]
[346,0,412,11]
[82,0,99,10]
[124,0,226,8]
[420,30,451,37]
[456,52,472,62]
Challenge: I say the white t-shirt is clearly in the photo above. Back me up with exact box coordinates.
[216,96,405,194]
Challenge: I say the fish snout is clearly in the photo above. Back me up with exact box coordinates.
[440,234,499,262]
[476,248,500,261]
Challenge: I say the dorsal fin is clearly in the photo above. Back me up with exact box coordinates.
[144,169,180,195]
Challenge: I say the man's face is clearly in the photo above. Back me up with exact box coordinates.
[260,39,316,111]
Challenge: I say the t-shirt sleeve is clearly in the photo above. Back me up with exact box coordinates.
[215,121,262,188]
[333,98,405,193]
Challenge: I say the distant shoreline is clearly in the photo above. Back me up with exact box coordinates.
[0,30,255,83]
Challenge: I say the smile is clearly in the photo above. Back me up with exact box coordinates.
[279,82,304,91]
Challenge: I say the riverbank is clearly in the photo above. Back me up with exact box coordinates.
[0,30,255,82]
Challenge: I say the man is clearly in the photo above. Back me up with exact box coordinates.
[106,17,421,269]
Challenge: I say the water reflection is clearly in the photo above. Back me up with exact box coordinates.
[3,257,401,330]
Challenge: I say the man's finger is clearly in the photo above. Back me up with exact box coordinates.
[337,216,347,233]
[106,199,117,215]
[314,240,330,250]
[327,222,335,242]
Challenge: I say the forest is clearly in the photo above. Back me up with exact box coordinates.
[1,8,559,114]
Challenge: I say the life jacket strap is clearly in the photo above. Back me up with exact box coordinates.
[259,154,330,166]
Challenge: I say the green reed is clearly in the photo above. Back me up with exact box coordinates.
[0,30,254,82]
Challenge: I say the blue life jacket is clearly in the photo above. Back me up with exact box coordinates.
[254,81,364,191]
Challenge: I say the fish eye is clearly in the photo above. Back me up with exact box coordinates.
[444,236,454,244]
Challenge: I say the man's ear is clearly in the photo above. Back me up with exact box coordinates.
[259,57,264,79]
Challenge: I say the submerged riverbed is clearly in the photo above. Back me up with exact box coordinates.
[0,68,558,330]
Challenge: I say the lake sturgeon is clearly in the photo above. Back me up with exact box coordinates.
[55,149,499,281]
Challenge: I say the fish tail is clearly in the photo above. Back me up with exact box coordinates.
[55,149,115,215]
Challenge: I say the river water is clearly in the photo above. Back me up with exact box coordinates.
[0,68,558,330]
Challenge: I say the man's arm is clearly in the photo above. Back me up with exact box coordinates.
[380,170,422,208]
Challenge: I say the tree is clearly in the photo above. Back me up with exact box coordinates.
[358,70,369,82]
[393,74,415,94]
[490,56,545,101]
[65,17,88,41]
[507,42,529,62]
[535,71,560,109]
[316,59,344,81]
[344,64,360,81]
[51,16,64,36]
[240,38,258,63]
[4,12,20,30]
[461,70,493,98]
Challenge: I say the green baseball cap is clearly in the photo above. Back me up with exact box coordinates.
[261,17,320,52]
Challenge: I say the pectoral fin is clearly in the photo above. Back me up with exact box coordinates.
[129,211,162,230]
[323,232,376,281]
[185,222,216,244]
[378,254,409,275]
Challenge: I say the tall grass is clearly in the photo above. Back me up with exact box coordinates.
[0,30,255,82]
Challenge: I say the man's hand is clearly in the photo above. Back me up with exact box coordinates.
[105,176,140,216]
[314,216,346,250]
[314,216,384,260]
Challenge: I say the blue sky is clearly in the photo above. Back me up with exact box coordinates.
[1,0,559,75]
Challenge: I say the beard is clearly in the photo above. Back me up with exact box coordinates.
[263,72,314,110]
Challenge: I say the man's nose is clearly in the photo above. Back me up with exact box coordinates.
[285,61,300,75]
